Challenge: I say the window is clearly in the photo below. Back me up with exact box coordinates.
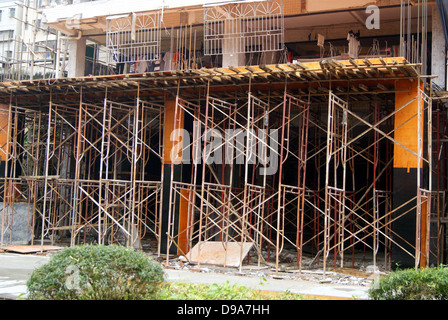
[9,8,15,18]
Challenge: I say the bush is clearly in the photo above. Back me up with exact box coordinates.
[155,281,307,300]
[368,265,448,300]
[26,244,165,300]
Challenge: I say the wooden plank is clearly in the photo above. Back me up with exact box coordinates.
[177,188,190,255]
[0,245,63,254]
[186,241,254,268]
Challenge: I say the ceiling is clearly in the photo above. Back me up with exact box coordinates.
[47,4,431,46]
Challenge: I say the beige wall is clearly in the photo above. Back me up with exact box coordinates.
[306,0,374,13]
[285,0,403,16]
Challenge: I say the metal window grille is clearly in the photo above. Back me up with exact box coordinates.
[204,0,284,56]
[106,11,162,71]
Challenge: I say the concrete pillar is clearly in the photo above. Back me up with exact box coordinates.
[67,37,86,78]
[391,80,422,269]
[160,98,185,255]
[432,5,447,89]
[222,52,245,68]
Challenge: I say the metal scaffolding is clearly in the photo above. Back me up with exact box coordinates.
[0,0,67,81]
[0,93,164,250]
[0,58,446,274]
[162,80,445,274]
[165,88,309,272]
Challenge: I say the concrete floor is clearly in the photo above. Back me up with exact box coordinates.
[0,253,50,300]
[0,251,371,300]
[165,268,371,299]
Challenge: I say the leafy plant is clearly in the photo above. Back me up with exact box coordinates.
[26,244,165,300]
[154,281,308,300]
[368,265,448,300]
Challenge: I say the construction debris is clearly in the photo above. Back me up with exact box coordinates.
[0,1,446,278]
[0,245,63,254]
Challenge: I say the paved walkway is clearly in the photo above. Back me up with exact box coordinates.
[0,252,370,300]
[0,253,50,299]
[165,268,370,299]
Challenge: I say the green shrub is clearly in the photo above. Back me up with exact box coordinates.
[26,244,165,300]
[155,281,307,300]
[368,265,448,300]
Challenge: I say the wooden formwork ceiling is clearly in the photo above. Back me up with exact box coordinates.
[0,57,419,108]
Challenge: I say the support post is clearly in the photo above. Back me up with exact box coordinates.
[392,79,422,268]
[161,98,184,256]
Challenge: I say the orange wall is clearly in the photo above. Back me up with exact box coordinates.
[0,104,8,162]
[178,188,190,255]
[163,99,184,164]
[393,80,422,169]
[305,0,374,13]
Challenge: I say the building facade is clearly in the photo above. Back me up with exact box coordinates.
[0,0,447,273]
